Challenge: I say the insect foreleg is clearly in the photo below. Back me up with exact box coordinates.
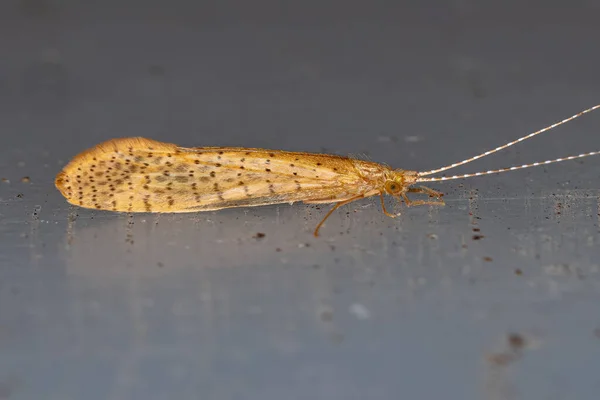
[408,186,444,199]
[401,192,445,207]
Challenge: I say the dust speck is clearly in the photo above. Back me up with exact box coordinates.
[404,135,422,143]
[330,332,344,344]
[349,303,370,320]
[543,263,573,276]
[319,308,334,322]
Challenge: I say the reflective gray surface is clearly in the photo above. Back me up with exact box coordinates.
[2,1,600,399]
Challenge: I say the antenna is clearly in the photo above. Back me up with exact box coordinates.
[418,104,600,177]
[416,151,600,183]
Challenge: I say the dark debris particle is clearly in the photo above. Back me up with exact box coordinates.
[16,193,24,198]
[514,268,523,276]
[486,352,516,366]
[253,232,266,239]
[21,176,31,183]
[508,333,526,350]
[320,310,333,322]
[1,177,8,183]
[330,332,344,344]
[483,256,493,262]
[472,227,480,232]
[472,234,485,240]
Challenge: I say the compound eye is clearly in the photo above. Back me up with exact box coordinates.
[385,181,401,194]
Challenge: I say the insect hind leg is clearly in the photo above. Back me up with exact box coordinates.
[312,194,365,237]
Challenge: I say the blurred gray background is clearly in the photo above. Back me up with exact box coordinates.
[1,1,600,399]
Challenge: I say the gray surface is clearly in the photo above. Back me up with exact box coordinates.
[2,1,600,399]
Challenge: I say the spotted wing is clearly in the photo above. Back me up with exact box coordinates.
[55,137,369,213]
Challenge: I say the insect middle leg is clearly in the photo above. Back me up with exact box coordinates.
[380,192,401,218]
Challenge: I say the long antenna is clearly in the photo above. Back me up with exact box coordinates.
[418,104,600,177]
[416,151,600,183]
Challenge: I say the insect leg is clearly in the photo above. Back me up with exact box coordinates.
[408,186,444,199]
[400,192,445,207]
[380,192,401,218]
[313,194,365,237]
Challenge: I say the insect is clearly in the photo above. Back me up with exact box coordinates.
[55,104,600,236]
